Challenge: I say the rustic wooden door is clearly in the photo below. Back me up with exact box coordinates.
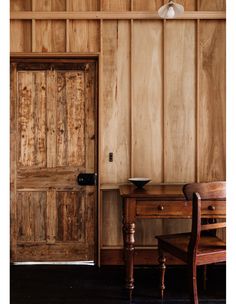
[10,59,97,262]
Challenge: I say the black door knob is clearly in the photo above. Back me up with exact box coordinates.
[77,173,97,186]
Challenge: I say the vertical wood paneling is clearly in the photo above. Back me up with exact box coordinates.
[10,1,226,254]
[132,21,163,183]
[69,21,100,52]
[68,0,100,52]
[101,21,130,184]
[34,0,66,52]
[133,0,163,10]
[199,0,225,11]
[164,21,196,182]
[34,0,66,11]
[135,219,163,246]
[11,0,31,10]
[10,21,32,52]
[18,72,47,168]
[102,190,123,246]
[164,0,196,10]
[101,0,131,11]
[67,0,99,10]
[199,21,226,181]
[35,20,66,52]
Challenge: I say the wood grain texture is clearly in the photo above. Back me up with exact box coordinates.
[16,192,46,242]
[67,0,99,11]
[17,71,47,168]
[199,20,226,181]
[11,61,97,262]
[34,0,66,11]
[10,64,17,260]
[101,0,131,11]
[56,191,85,242]
[199,0,226,11]
[102,190,123,246]
[46,190,57,244]
[35,20,66,52]
[101,21,130,184]
[69,21,100,52]
[132,21,163,183]
[10,21,32,52]
[164,0,196,10]
[56,71,85,167]
[11,0,32,11]
[135,219,163,246]
[133,0,164,10]
[164,21,196,183]
[10,1,226,261]
[46,71,57,168]
[85,63,96,172]
[16,243,92,261]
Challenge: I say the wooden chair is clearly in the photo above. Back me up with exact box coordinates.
[156,181,226,304]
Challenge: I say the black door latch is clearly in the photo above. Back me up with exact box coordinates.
[77,173,97,186]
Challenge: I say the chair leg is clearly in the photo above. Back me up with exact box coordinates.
[189,263,198,304]
[203,265,207,291]
[158,249,166,300]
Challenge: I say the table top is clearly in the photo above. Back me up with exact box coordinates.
[119,184,185,199]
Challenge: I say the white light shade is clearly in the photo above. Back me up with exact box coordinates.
[158,1,184,19]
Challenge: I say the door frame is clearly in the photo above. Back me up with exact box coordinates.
[10,53,100,265]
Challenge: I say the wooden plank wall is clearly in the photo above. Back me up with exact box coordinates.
[10,0,226,250]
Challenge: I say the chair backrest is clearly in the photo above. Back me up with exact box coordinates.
[183,181,226,200]
[182,182,226,258]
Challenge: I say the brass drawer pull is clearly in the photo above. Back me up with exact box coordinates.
[158,205,164,211]
[208,205,216,211]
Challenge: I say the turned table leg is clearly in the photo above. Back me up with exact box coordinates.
[123,222,135,300]
[158,248,166,300]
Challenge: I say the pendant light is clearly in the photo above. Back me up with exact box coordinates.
[158,0,184,19]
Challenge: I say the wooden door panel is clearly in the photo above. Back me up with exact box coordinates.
[11,60,97,262]
[17,71,47,168]
[17,191,47,242]
[56,71,85,167]
[56,191,86,242]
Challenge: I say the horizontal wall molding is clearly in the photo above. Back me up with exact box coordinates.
[10,52,100,58]
[11,11,226,20]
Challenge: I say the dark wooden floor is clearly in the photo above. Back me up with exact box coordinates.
[10,264,226,304]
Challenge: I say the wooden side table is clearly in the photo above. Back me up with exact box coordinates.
[119,184,224,299]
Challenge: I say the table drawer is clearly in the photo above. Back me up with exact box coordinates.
[136,201,191,217]
[201,201,226,217]
[136,200,226,218]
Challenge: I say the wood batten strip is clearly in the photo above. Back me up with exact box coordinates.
[130,18,133,178]
[162,19,166,183]
[10,52,100,58]
[97,17,103,267]
[66,0,69,52]
[31,0,35,52]
[11,11,226,20]
[196,19,200,182]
